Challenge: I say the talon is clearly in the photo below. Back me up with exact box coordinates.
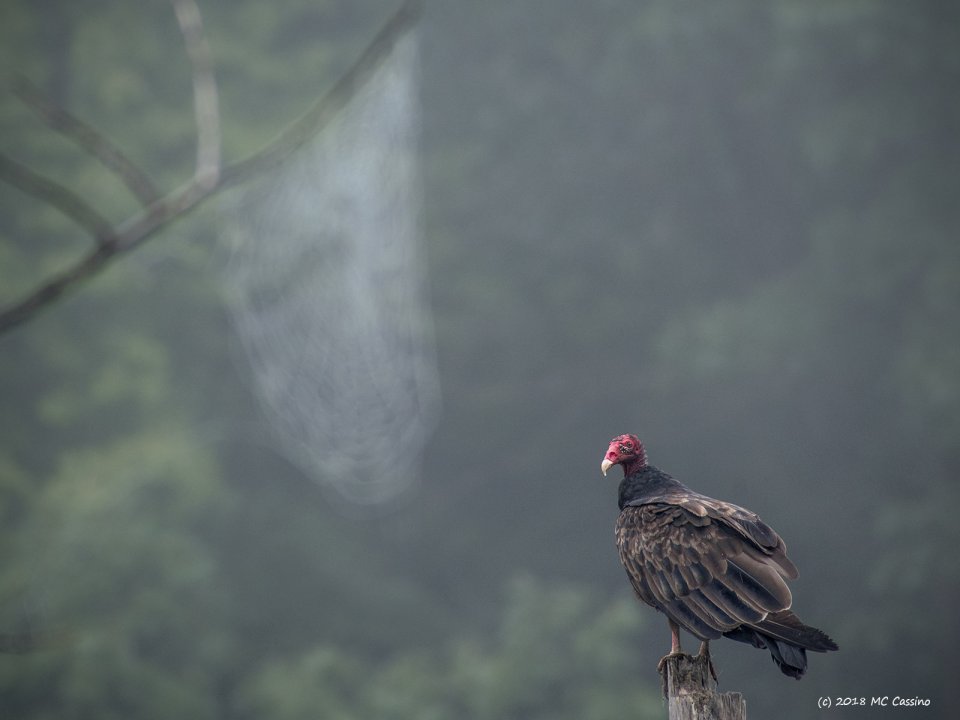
[697,641,718,684]
[657,651,687,699]
[657,650,686,675]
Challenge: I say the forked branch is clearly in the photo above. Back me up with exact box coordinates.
[12,77,161,206]
[0,154,115,242]
[0,0,419,336]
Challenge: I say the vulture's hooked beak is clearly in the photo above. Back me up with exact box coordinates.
[601,458,614,476]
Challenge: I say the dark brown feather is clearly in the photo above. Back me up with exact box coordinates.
[607,440,837,678]
[616,498,797,640]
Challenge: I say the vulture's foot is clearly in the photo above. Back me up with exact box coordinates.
[697,640,718,684]
[656,651,686,675]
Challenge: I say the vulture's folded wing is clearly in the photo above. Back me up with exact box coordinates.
[616,496,797,640]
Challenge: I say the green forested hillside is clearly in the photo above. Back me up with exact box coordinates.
[1,1,957,718]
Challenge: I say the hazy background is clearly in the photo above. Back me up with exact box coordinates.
[1,1,958,718]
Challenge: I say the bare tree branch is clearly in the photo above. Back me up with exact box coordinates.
[221,0,420,185]
[171,0,221,187]
[0,178,214,333]
[0,153,115,243]
[0,0,420,337]
[12,77,161,206]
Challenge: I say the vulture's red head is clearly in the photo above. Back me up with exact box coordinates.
[601,434,648,477]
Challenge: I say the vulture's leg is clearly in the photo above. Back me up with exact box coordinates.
[656,619,685,674]
[670,621,682,654]
[697,640,718,683]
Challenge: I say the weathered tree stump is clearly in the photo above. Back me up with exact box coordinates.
[659,653,747,720]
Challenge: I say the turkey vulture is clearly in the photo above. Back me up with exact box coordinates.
[601,434,837,678]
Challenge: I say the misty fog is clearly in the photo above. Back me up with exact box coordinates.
[1,1,957,718]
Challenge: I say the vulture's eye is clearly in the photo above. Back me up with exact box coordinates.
[619,444,631,453]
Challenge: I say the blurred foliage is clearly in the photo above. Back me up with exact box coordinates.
[1,0,959,718]
[237,577,659,720]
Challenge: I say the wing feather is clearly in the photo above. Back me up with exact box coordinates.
[686,589,740,626]
[723,555,793,610]
[615,496,798,640]
[662,598,723,639]
[698,580,767,624]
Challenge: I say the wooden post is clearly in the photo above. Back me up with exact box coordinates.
[659,653,746,720]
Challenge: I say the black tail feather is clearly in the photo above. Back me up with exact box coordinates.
[755,609,839,652]
[723,610,838,679]
[723,626,808,678]
[766,637,807,679]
